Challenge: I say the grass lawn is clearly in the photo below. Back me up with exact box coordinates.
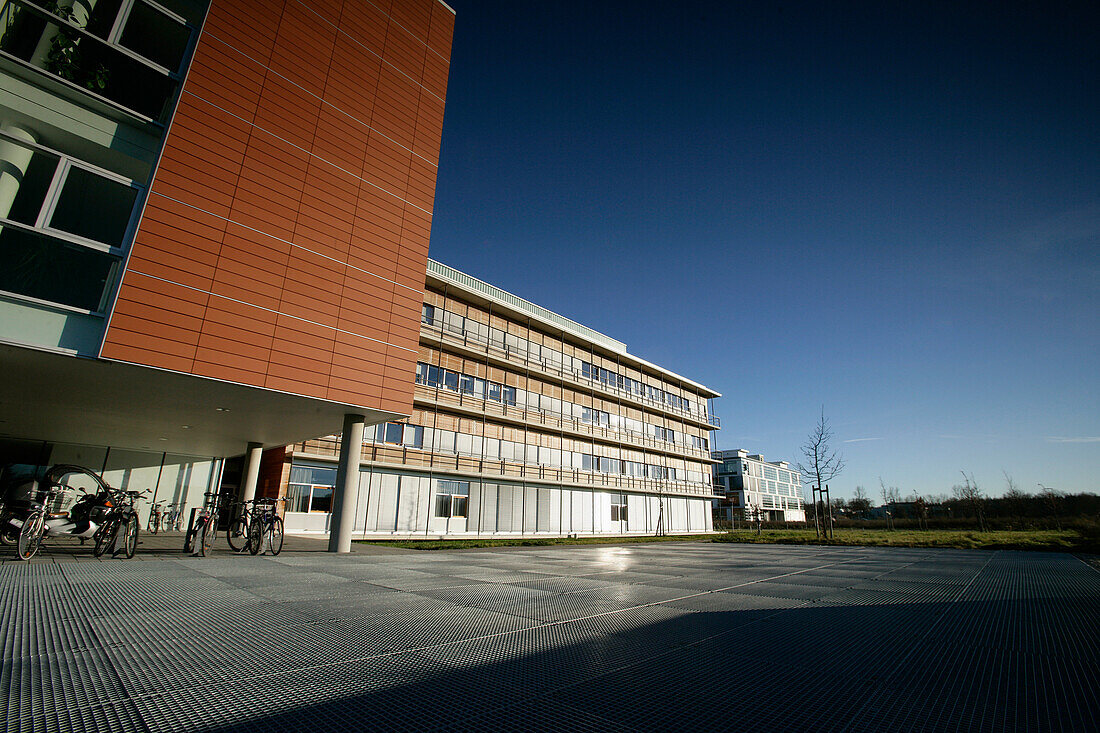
[714,528,1099,553]
[363,528,1099,553]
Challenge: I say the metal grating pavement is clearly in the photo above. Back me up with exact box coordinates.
[2,543,1098,732]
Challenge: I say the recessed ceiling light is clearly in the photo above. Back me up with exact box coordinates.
[181,425,191,429]
[158,437,168,441]
[215,407,230,412]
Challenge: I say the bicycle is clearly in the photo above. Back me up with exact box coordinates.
[15,486,65,560]
[225,500,253,553]
[93,489,144,559]
[247,498,284,556]
[184,491,220,557]
[148,501,166,534]
[165,502,184,532]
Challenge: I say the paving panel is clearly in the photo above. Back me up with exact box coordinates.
[1,543,1097,732]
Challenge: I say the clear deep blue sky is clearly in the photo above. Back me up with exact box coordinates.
[426,1,1099,498]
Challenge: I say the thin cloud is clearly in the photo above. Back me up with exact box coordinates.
[1046,436,1100,443]
[844,437,882,443]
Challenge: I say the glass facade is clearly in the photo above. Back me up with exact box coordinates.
[286,268,721,536]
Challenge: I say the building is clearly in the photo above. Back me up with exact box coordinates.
[0,0,455,550]
[272,260,723,537]
[712,449,805,523]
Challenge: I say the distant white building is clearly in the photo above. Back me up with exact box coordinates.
[712,449,806,522]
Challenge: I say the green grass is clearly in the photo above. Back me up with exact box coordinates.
[362,528,1100,554]
[713,528,1099,553]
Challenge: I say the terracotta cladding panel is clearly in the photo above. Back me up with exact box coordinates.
[389,0,431,40]
[190,360,267,387]
[427,1,455,58]
[104,0,449,404]
[253,78,321,151]
[309,0,344,25]
[173,96,253,147]
[312,106,369,175]
[201,0,284,65]
[338,2,389,54]
[100,341,195,373]
[381,24,425,79]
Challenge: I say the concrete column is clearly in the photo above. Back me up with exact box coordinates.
[239,442,263,504]
[0,124,37,221]
[328,413,365,553]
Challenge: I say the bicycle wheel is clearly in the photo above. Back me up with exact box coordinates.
[94,516,116,557]
[0,513,19,546]
[17,512,46,560]
[200,517,216,557]
[226,516,249,552]
[248,516,264,555]
[122,515,139,558]
[148,513,159,535]
[269,516,284,556]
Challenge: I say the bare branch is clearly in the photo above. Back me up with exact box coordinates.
[795,406,846,489]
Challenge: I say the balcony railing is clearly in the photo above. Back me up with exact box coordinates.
[414,383,714,461]
[293,438,716,498]
[422,317,721,428]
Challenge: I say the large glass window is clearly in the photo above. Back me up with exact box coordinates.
[0,0,183,119]
[0,227,116,310]
[434,479,469,518]
[287,465,337,513]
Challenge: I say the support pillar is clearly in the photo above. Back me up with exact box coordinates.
[239,442,263,504]
[0,124,37,221]
[328,413,365,553]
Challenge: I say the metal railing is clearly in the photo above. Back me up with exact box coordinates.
[414,383,714,461]
[292,439,715,498]
[422,317,721,428]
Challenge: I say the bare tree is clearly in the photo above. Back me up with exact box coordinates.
[879,477,895,530]
[1002,472,1029,518]
[1038,484,1063,531]
[797,408,845,536]
[952,471,986,531]
[913,495,929,531]
[746,501,764,536]
[797,408,846,490]
[849,486,872,516]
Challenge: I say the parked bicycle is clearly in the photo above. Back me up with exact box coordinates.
[93,489,145,559]
[9,465,126,560]
[165,502,185,532]
[247,497,285,556]
[148,501,166,534]
[184,491,220,556]
[225,500,253,553]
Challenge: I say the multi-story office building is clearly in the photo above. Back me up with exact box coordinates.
[0,0,455,549]
[712,449,805,523]
[277,260,723,537]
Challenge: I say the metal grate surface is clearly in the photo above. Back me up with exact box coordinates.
[2,544,1097,732]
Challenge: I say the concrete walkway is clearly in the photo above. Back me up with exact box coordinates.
[2,543,1098,732]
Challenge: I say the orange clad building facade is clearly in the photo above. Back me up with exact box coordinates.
[102,0,455,415]
[0,0,455,541]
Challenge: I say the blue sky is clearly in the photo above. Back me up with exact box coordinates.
[427,1,1099,498]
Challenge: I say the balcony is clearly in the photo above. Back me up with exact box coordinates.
[413,383,715,462]
[421,317,721,429]
[292,437,716,499]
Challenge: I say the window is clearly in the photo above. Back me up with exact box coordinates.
[611,495,628,522]
[434,479,469,518]
[0,227,116,310]
[421,303,436,325]
[287,465,337,513]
